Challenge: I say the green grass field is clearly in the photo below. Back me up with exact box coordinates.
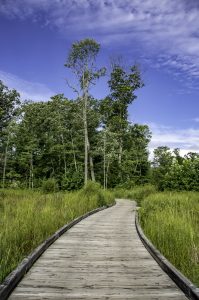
[1,184,198,287]
[0,185,114,283]
[139,191,199,286]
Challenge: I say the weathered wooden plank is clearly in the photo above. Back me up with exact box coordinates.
[8,200,188,299]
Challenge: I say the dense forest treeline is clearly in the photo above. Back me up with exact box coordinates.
[152,146,199,191]
[1,38,199,191]
[0,81,151,190]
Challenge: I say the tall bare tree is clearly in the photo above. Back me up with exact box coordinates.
[65,39,105,185]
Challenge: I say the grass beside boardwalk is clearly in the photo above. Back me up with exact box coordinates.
[113,184,156,206]
[0,184,114,283]
[139,192,199,286]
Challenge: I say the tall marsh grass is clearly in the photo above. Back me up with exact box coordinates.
[139,192,199,286]
[0,185,114,283]
[114,184,156,206]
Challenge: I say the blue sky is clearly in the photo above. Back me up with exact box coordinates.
[0,0,199,157]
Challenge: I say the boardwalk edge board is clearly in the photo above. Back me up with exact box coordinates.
[0,202,115,300]
[135,211,199,300]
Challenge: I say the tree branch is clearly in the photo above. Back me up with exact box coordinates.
[65,79,80,97]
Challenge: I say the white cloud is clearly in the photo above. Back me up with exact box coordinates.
[148,122,199,160]
[193,118,199,122]
[0,70,54,101]
[0,1,199,88]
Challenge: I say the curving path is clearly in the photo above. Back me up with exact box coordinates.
[9,200,188,299]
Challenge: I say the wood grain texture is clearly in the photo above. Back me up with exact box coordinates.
[9,200,188,299]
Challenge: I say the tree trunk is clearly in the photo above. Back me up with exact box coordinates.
[29,152,34,189]
[87,135,95,182]
[118,141,122,165]
[70,131,78,172]
[83,80,88,185]
[83,69,95,184]
[89,155,95,181]
[2,134,10,188]
[105,159,110,189]
[134,147,139,174]
[103,131,106,189]
[61,134,67,177]
[84,109,88,184]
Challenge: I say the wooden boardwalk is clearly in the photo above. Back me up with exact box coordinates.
[9,200,188,299]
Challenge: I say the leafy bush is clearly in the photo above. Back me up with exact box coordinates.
[9,180,20,189]
[80,181,107,206]
[61,172,84,191]
[81,181,101,195]
[41,178,59,193]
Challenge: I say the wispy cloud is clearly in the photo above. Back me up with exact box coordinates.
[0,1,199,88]
[0,70,54,101]
[148,122,199,159]
[193,118,199,123]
